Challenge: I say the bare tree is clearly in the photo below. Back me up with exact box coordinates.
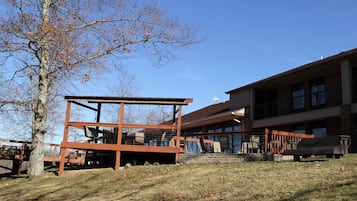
[106,67,141,124]
[0,0,199,179]
[107,66,141,97]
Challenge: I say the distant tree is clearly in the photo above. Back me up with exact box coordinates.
[0,0,199,179]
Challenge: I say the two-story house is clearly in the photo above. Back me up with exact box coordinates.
[182,48,357,153]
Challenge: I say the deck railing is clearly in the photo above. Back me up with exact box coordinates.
[0,138,85,165]
[264,129,315,154]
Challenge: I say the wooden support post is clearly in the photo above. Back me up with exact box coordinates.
[175,105,183,163]
[16,143,25,175]
[52,145,57,166]
[95,103,102,144]
[115,150,121,171]
[172,105,177,124]
[115,103,124,171]
[12,160,21,175]
[58,147,67,176]
[184,135,187,153]
[58,101,71,176]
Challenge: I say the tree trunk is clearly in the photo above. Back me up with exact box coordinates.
[28,68,49,179]
[28,0,51,180]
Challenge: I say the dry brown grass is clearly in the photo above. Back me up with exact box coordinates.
[0,154,356,201]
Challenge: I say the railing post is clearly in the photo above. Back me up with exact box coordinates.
[265,128,269,153]
[52,145,57,166]
[175,105,183,163]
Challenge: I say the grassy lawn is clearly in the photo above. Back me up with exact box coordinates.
[0,154,356,201]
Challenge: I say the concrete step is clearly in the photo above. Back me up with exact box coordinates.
[179,153,285,164]
[179,153,246,164]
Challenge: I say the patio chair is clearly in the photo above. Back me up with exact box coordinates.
[242,135,260,153]
[133,132,145,145]
[84,126,99,142]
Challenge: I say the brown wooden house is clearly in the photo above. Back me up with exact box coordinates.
[181,48,357,154]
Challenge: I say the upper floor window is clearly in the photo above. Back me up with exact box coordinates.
[291,83,305,110]
[310,78,326,107]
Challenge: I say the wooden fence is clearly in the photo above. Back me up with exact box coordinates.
[264,129,315,154]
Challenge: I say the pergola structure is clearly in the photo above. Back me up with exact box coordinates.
[58,96,192,176]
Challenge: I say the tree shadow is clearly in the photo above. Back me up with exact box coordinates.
[279,175,357,201]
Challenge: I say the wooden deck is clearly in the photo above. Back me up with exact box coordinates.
[0,138,85,174]
[58,96,193,176]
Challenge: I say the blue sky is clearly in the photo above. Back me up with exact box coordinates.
[102,0,357,114]
[2,0,356,115]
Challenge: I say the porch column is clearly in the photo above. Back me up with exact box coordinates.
[248,88,254,129]
[341,59,354,153]
[341,59,352,105]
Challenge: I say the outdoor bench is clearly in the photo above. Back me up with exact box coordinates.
[283,135,351,161]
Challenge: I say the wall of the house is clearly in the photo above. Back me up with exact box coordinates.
[351,66,357,152]
[353,66,357,103]
[277,85,290,116]
[263,117,340,136]
[229,64,343,121]
[229,88,251,110]
[228,54,357,152]
[274,65,341,117]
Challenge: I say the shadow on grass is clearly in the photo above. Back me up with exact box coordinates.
[0,168,28,180]
[30,173,103,201]
[298,159,328,163]
[0,166,115,200]
[279,176,357,201]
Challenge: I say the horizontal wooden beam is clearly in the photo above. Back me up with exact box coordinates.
[268,129,315,138]
[68,122,119,128]
[65,96,193,105]
[70,101,98,111]
[120,144,180,153]
[60,142,180,154]
[183,130,264,137]
[123,123,177,130]
[67,122,177,130]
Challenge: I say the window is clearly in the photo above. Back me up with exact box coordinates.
[267,90,277,117]
[293,129,306,134]
[310,78,326,107]
[311,122,327,137]
[292,125,306,134]
[291,83,305,110]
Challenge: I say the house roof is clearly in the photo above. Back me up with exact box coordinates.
[226,48,357,94]
[181,101,230,123]
[181,101,245,130]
